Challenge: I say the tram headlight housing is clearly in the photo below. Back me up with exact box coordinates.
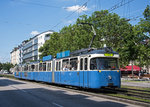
[108,75,112,80]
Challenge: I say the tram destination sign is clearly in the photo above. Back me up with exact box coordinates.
[42,55,52,61]
[104,53,114,57]
[57,50,70,59]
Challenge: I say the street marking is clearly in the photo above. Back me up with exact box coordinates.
[52,102,63,107]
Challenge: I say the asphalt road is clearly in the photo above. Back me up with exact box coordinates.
[0,77,141,107]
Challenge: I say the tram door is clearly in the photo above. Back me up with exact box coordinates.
[80,57,89,88]
[55,61,61,83]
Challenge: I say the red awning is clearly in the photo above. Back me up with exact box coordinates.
[120,65,141,71]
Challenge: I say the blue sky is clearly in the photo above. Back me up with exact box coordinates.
[0,0,149,63]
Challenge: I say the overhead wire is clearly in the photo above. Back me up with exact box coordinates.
[126,14,143,21]
[108,0,135,12]
[51,0,142,31]
[1,0,89,29]
[8,0,143,30]
[50,0,90,30]
[84,0,135,16]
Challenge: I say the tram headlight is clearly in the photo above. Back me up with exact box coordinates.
[108,75,112,80]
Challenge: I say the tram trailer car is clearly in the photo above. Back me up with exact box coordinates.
[14,47,121,89]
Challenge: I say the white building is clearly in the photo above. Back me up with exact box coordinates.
[22,30,54,63]
[10,47,20,65]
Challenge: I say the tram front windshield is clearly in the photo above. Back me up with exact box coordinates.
[90,57,119,70]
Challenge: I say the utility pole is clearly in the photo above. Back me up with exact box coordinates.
[132,60,134,78]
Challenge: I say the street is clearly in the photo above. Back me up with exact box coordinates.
[0,77,141,107]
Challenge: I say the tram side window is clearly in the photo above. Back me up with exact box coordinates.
[19,67,22,72]
[39,63,42,71]
[90,58,97,70]
[47,63,51,71]
[39,63,46,71]
[35,64,38,71]
[22,67,24,71]
[31,65,35,71]
[16,66,20,72]
[28,66,30,71]
[27,65,29,71]
[56,61,61,71]
[70,58,78,70]
[59,62,61,70]
[62,59,69,70]
[24,65,28,71]
[22,66,25,71]
[56,62,59,71]
[80,59,83,70]
[84,58,88,70]
[43,63,46,71]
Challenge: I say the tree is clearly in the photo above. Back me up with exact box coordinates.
[77,10,136,66]
[39,10,146,67]
[39,32,63,58]
[2,63,13,72]
[0,62,3,71]
[133,5,150,68]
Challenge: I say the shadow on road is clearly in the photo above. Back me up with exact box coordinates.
[0,78,26,86]
[0,86,129,107]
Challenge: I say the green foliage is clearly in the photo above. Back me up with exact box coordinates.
[0,63,3,71]
[0,62,14,72]
[132,5,150,67]
[39,8,150,67]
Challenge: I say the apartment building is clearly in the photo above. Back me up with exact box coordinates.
[22,30,53,63]
[10,47,20,65]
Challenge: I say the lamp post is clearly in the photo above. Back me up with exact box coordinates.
[132,60,134,78]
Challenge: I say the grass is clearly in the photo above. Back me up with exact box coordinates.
[121,85,150,91]
[107,93,150,103]
[103,85,150,103]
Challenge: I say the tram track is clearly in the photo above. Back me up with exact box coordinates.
[38,82,150,106]
[50,84,150,105]
[119,89,150,100]
[99,87,150,103]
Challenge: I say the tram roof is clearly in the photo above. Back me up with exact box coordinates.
[70,47,118,56]
[40,47,119,60]
[88,48,118,54]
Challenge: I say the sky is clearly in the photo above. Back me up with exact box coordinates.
[0,0,149,63]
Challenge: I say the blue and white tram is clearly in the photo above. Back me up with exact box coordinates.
[14,47,121,89]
